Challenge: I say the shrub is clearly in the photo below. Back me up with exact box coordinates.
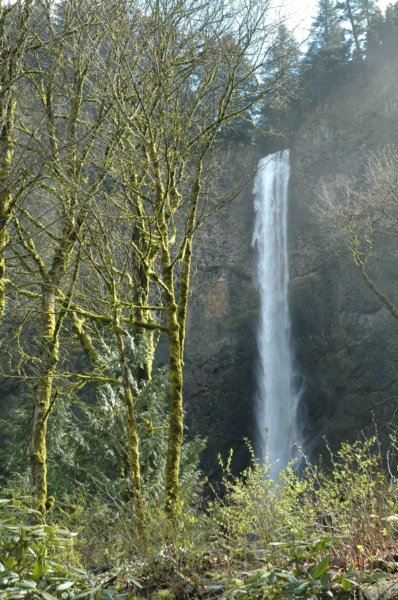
[210,437,398,598]
[0,496,124,599]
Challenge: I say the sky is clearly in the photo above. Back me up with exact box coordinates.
[280,0,391,43]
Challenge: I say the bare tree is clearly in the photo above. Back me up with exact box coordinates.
[6,0,128,515]
[3,0,296,525]
[318,145,398,321]
[103,0,286,517]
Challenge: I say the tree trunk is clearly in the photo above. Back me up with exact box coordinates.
[177,238,193,360]
[30,222,81,514]
[163,271,184,517]
[0,91,15,322]
[30,288,59,516]
[346,0,365,71]
[115,326,146,541]
[134,269,154,384]
[0,0,33,320]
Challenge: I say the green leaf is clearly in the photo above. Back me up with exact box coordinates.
[38,591,58,600]
[311,557,330,579]
[341,578,351,592]
[321,571,332,587]
[19,579,38,589]
[99,591,116,600]
[125,576,142,589]
[363,572,387,583]
[5,557,16,571]
[4,590,27,598]
[72,587,101,599]
[55,581,74,591]
[32,560,44,580]
[286,581,310,595]
[275,571,299,583]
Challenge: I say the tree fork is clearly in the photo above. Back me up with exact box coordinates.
[134,270,155,384]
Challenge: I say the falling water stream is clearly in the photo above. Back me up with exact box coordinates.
[252,149,301,476]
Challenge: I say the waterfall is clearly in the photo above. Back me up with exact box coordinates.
[252,149,301,476]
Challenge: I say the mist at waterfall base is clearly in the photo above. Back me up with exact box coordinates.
[252,150,302,478]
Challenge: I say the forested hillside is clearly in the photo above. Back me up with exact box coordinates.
[2,1,398,598]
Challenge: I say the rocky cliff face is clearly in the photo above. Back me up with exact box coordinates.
[185,56,398,471]
[184,146,261,478]
[289,56,398,456]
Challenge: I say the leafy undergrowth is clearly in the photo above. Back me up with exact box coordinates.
[3,437,398,599]
[79,538,395,599]
[0,497,125,599]
[106,534,396,599]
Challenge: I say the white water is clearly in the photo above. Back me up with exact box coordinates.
[252,149,301,476]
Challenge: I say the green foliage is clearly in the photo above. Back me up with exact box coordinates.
[298,438,392,565]
[0,330,206,566]
[220,557,360,599]
[209,437,398,599]
[73,433,206,566]
[0,384,32,487]
[1,436,398,598]
[0,496,124,599]
[0,343,203,501]
[336,0,381,62]
[366,1,398,61]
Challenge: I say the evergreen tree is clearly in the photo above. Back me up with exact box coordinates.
[300,0,349,104]
[373,2,398,59]
[258,24,302,138]
[336,0,381,66]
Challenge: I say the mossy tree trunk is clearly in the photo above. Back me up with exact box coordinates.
[133,250,155,384]
[0,90,15,322]
[31,286,59,515]
[30,221,81,514]
[22,1,122,514]
[160,159,202,517]
[163,278,184,516]
[114,319,146,540]
[0,1,32,320]
[0,3,15,320]
[153,156,200,517]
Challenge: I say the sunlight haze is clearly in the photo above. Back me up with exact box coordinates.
[281,0,391,42]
